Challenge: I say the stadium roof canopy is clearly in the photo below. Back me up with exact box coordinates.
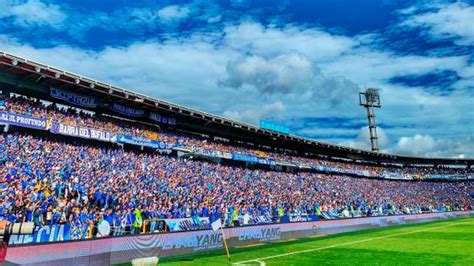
[0,51,472,166]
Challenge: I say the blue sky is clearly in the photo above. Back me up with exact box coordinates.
[0,0,473,157]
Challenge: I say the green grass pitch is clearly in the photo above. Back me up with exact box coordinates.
[155,217,474,265]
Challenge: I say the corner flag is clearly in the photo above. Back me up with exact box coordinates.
[211,218,222,231]
[211,219,230,261]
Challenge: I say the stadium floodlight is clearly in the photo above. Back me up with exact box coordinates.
[125,93,129,99]
[11,59,18,66]
[90,83,95,89]
[359,88,381,152]
[108,89,113,94]
[34,66,41,73]
[74,78,80,84]
[54,72,61,78]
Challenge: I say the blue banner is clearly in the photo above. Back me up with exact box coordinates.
[257,157,276,166]
[109,103,144,117]
[280,214,320,223]
[310,164,375,177]
[8,223,89,245]
[0,111,46,130]
[114,134,173,150]
[50,122,113,142]
[50,87,97,108]
[150,112,177,125]
[232,153,259,163]
[231,153,277,165]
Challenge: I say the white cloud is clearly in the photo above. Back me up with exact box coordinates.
[401,2,474,45]
[0,17,472,157]
[157,5,191,22]
[221,52,362,110]
[339,127,390,152]
[207,15,222,24]
[0,2,194,36]
[340,130,474,158]
[0,0,65,28]
[390,134,473,158]
[221,53,316,94]
[223,102,285,125]
[323,51,468,86]
[224,22,358,61]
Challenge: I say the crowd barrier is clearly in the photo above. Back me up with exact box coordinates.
[4,211,473,265]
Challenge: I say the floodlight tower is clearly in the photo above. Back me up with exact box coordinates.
[359,88,381,152]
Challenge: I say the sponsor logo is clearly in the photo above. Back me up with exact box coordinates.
[289,214,309,222]
[238,227,281,242]
[161,232,223,251]
[394,217,406,225]
[194,232,223,251]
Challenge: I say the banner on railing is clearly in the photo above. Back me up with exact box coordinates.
[114,134,173,150]
[231,153,277,166]
[310,164,377,178]
[0,111,46,130]
[109,103,144,117]
[50,122,113,142]
[8,223,89,245]
[164,217,210,232]
[232,153,259,163]
[257,157,276,166]
[193,148,232,159]
[282,213,320,223]
[381,173,414,180]
[276,161,297,167]
[424,174,470,180]
[150,112,177,125]
[50,87,97,108]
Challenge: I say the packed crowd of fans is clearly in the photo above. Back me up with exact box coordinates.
[2,95,472,178]
[1,133,473,237]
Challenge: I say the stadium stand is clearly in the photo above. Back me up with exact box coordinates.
[1,132,473,236]
[1,95,473,240]
[0,52,473,245]
[3,95,473,178]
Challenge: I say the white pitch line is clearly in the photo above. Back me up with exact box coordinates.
[234,221,472,265]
